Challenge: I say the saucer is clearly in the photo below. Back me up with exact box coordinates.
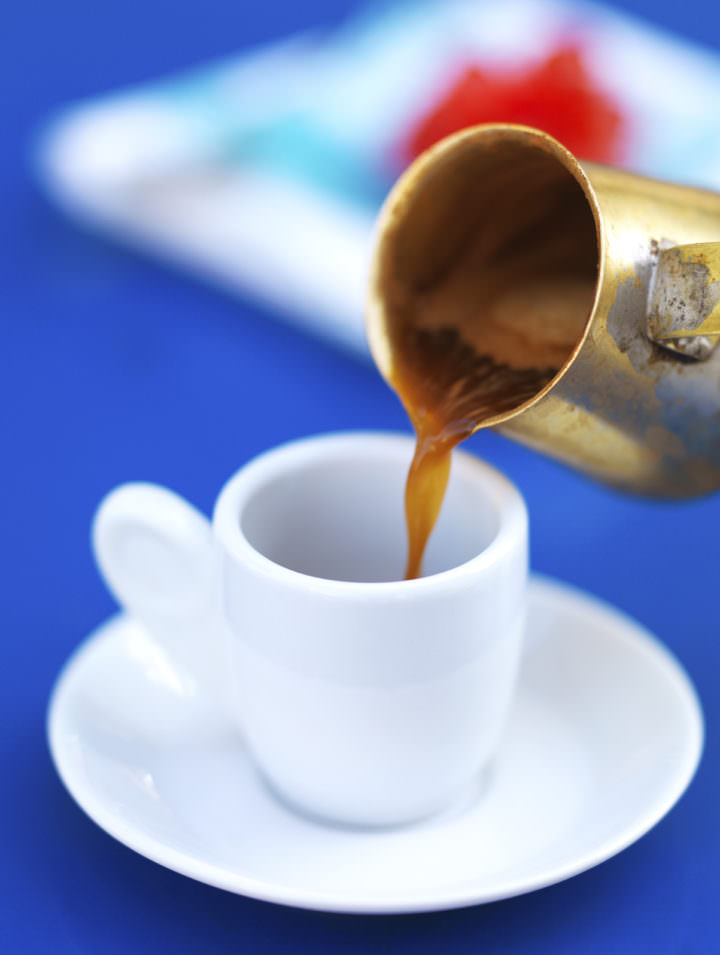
[47,575,703,914]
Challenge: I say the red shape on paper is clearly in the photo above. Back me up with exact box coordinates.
[404,44,626,164]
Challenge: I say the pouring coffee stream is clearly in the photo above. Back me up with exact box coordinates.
[367,124,720,578]
[395,328,561,579]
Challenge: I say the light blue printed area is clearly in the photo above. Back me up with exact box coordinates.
[641,129,720,192]
[142,37,395,208]
[226,116,391,208]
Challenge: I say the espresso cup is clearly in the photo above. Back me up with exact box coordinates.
[93,432,527,827]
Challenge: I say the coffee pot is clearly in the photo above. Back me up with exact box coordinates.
[366,124,720,496]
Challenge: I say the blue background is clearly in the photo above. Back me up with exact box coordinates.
[2,1,718,951]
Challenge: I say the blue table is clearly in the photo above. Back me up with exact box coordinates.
[2,1,718,951]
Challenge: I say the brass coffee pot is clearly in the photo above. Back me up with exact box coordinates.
[366,124,720,496]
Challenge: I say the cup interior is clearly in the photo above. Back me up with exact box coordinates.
[236,436,504,583]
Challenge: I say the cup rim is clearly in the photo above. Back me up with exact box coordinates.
[212,431,527,597]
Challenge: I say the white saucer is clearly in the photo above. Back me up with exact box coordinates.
[47,576,703,914]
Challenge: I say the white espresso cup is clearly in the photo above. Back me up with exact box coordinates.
[93,432,527,827]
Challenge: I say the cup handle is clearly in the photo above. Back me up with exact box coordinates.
[92,483,227,701]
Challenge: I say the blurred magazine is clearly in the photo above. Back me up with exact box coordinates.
[38,0,720,357]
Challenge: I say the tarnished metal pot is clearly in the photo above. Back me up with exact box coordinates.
[367,124,720,496]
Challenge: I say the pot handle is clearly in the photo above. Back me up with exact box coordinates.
[647,241,720,359]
